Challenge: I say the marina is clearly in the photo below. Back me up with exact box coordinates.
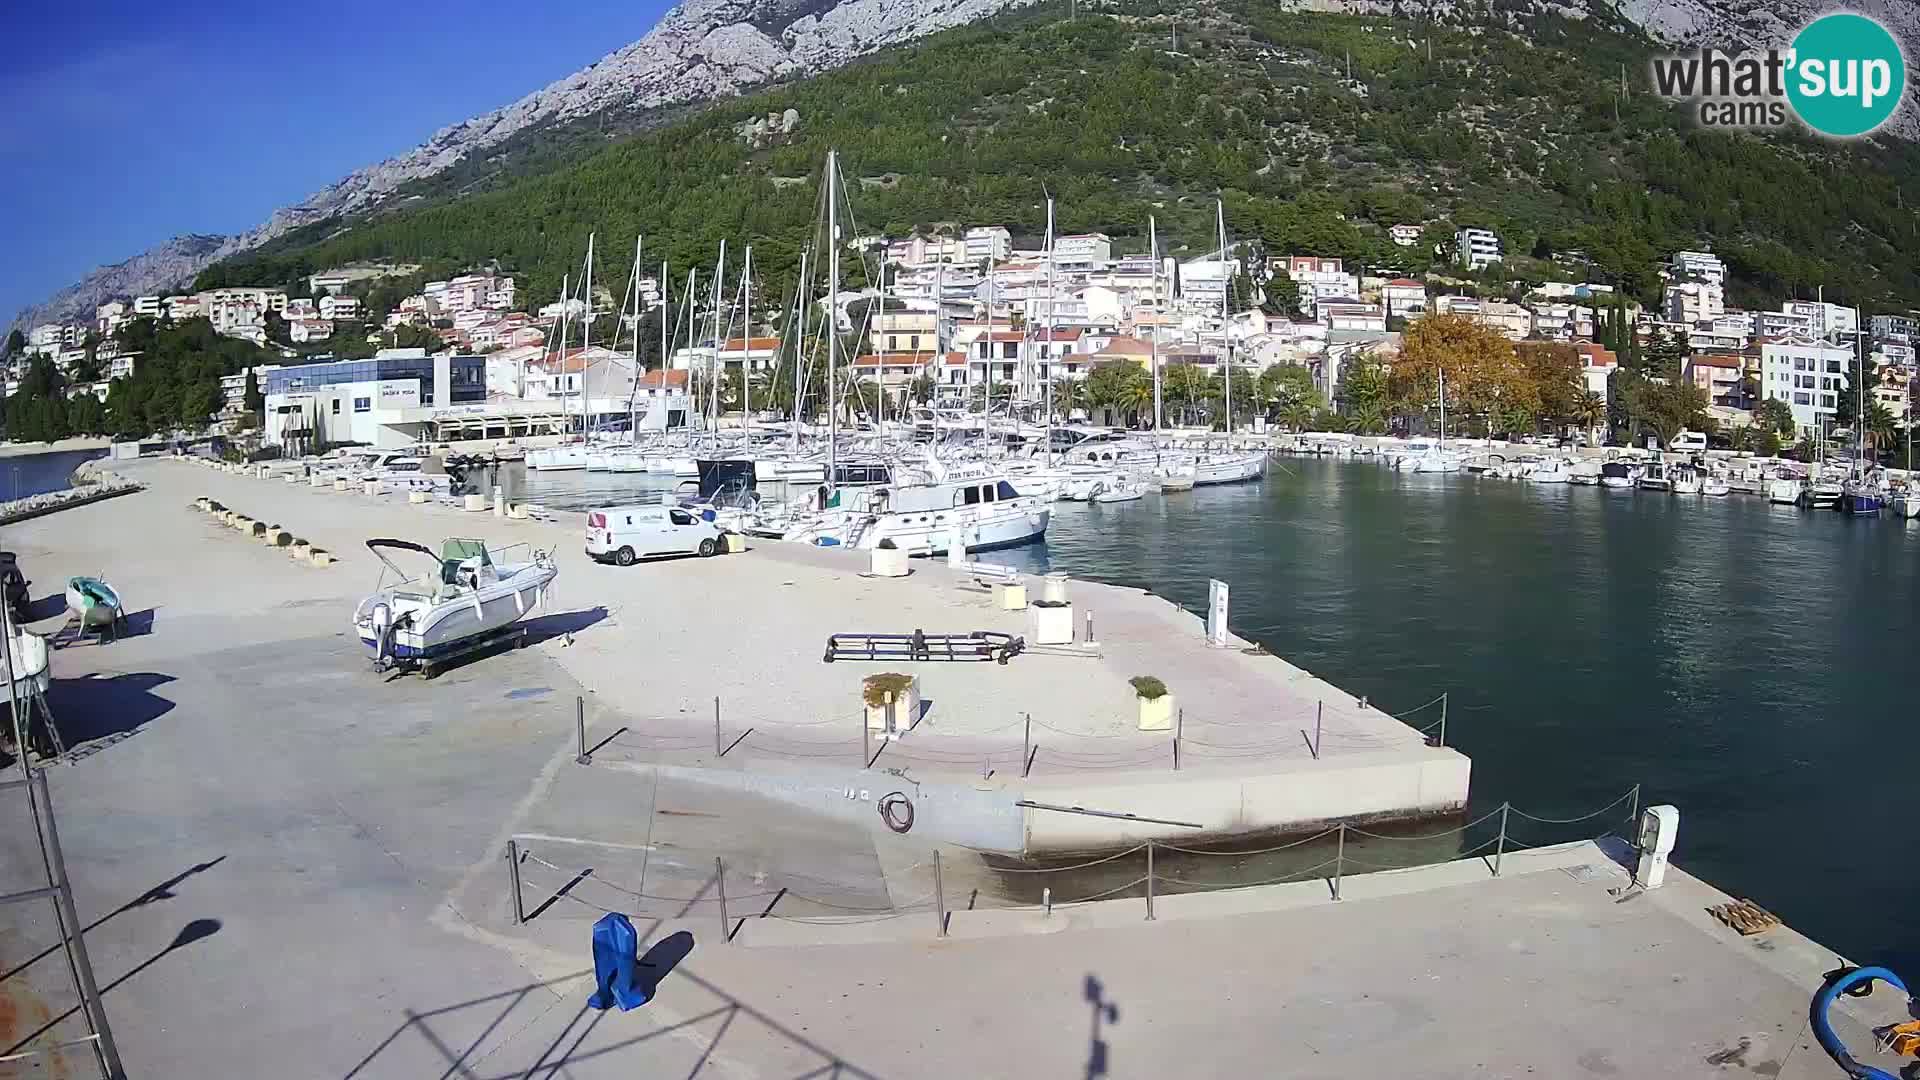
[0,452,1913,1076]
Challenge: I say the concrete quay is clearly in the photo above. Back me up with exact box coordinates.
[117,458,1469,854]
[0,457,1905,1077]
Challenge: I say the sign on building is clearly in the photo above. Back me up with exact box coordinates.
[376,380,421,409]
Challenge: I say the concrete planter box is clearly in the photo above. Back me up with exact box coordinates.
[362,480,383,497]
[1137,693,1174,732]
[291,540,312,560]
[1042,572,1070,605]
[724,533,746,553]
[266,529,292,547]
[310,474,327,488]
[408,491,430,504]
[870,545,909,577]
[230,515,254,532]
[508,503,529,519]
[1031,601,1074,645]
[463,493,488,512]
[285,474,301,484]
[863,674,920,737]
[308,548,335,567]
[333,478,348,492]
[994,582,1028,610]
[248,521,267,538]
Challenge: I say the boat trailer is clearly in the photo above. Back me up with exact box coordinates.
[377,623,527,680]
[823,630,1025,665]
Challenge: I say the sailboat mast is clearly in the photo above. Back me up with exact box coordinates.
[826,149,840,490]
[793,246,809,455]
[1438,366,1447,448]
[984,248,996,450]
[711,241,727,444]
[742,245,754,431]
[1149,214,1161,441]
[1044,195,1055,467]
[582,232,595,438]
[624,235,644,425]
[556,272,569,424]
[1216,199,1231,441]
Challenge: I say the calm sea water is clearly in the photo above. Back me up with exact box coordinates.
[488,457,1920,967]
[0,448,107,501]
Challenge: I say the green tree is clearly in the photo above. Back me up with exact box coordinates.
[244,369,264,413]
[1340,355,1390,434]
[1263,274,1301,318]
[3,329,24,358]
[1756,397,1796,437]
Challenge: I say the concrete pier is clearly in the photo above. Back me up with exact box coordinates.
[0,458,1898,1077]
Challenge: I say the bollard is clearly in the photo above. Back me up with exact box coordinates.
[1493,803,1510,877]
[1084,609,1095,646]
[575,696,590,765]
[1174,708,1183,772]
[934,849,947,937]
[716,857,730,944]
[494,485,505,517]
[506,839,526,924]
[1044,887,1052,917]
[1145,842,1155,921]
[1333,824,1345,900]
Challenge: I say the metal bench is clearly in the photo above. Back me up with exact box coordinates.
[824,629,1025,665]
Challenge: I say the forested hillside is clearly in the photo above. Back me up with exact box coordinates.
[197,0,1920,312]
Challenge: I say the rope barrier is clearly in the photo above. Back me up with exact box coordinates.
[1155,857,1341,890]
[1343,805,1506,842]
[984,845,1147,874]
[1155,828,1337,857]
[1390,693,1447,719]
[1052,876,1150,905]
[1505,790,1637,825]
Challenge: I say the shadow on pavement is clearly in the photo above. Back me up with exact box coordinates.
[4,918,223,1059]
[46,671,177,746]
[344,960,885,1079]
[0,856,227,982]
[523,606,609,646]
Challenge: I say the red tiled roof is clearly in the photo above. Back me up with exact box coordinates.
[721,337,781,352]
[1387,278,1425,287]
[1574,341,1618,367]
[1688,353,1743,369]
[635,369,689,388]
[1028,327,1084,341]
[944,352,967,366]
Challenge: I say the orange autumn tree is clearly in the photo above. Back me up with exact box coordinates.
[1391,312,1537,437]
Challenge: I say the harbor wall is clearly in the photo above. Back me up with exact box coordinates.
[1021,749,1471,852]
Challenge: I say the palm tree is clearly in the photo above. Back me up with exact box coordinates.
[1050,377,1085,421]
[1573,390,1605,442]
[1864,399,1897,460]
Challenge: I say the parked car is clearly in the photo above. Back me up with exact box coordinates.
[586,505,727,565]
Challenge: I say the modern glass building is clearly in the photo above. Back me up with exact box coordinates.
[263,350,488,449]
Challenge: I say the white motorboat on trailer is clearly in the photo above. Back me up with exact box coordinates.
[354,538,557,671]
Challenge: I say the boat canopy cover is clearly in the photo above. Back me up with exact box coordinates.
[442,538,492,565]
[67,576,120,608]
[366,539,437,560]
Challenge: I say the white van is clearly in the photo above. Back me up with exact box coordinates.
[1671,429,1708,453]
[586,504,727,565]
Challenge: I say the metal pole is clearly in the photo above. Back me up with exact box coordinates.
[1023,712,1031,770]
[1314,701,1323,759]
[506,839,526,924]
[33,770,123,1079]
[1628,783,1642,840]
[1145,842,1155,920]
[1493,803,1509,878]
[1084,609,1094,644]
[575,696,590,765]
[933,849,947,937]
[716,857,729,943]
[1333,823,1345,900]
[862,706,871,768]
[1174,707,1182,771]
[1438,692,1447,747]
[714,696,722,757]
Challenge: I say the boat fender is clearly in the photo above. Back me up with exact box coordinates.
[370,603,395,671]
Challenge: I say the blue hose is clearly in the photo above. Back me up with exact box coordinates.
[1812,966,1910,1079]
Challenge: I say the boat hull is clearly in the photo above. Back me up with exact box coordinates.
[356,566,555,659]
[66,578,122,629]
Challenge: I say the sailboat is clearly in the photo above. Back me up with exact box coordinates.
[1189,201,1266,486]
[1837,331,1886,515]
[1401,368,1462,473]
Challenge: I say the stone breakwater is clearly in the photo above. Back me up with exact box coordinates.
[0,464,142,526]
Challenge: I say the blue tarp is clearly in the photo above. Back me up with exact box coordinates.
[586,913,651,1011]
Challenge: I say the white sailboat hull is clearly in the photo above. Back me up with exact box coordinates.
[1192,453,1267,485]
[356,565,556,659]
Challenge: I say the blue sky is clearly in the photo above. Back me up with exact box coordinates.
[0,0,674,323]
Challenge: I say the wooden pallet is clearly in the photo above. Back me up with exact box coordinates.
[1707,899,1780,936]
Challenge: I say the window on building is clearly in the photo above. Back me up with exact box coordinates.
[353,397,371,413]
[331,399,340,414]
[1827,360,1844,374]
[1794,392,1811,405]
[1822,395,1836,409]
[910,335,921,351]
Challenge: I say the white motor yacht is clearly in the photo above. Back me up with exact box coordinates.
[1765,472,1802,504]
[1637,463,1674,492]
[354,539,558,669]
[1525,459,1572,484]
[1702,475,1731,497]
[1670,466,1704,495]
[1599,461,1638,489]
[784,465,1050,555]
[527,444,591,471]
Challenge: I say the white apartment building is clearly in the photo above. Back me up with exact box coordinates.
[964,227,1011,263]
[132,295,165,318]
[309,271,355,294]
[1273,256,1358,319]
[1455,227,1503,270]
[95,301,129,336]
[289,319,334,344]
[1177,254,1236,309]
[1381,279,1427,320]
[1319,300,1387,333]
[1389,224,1423,248]
[1755,309,1816,339]
[1531,303,1597,341]
[319,294,362,321]
[1669,250,1727,288]
[26,325,64,354]
[202,287,289,313]
[1665,281,1725,324]
[1781,300,1859,340]
[1760,340,1854,431]
[1053,234,1112,269]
